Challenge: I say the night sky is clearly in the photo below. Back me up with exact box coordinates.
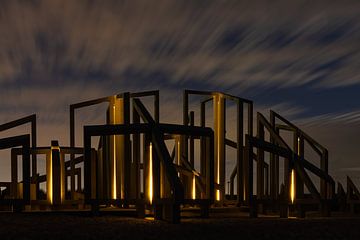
[0,0,360,186]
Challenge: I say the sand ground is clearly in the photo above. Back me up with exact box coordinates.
[0,212,359,240]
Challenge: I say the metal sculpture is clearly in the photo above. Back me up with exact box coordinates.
[0,89,358,223]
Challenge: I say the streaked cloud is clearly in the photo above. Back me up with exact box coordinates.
[0,0,360,184]
[0,0,359,89]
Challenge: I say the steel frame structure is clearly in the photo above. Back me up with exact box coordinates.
[0,89,359,223]
[183,90,253,205]
[0,115,35,210]
[11,144,86,208]
[83,97,214,223]
[245,112,335,217]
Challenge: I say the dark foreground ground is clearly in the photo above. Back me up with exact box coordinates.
[0,212,359,240]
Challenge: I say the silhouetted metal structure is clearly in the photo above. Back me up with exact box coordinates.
[0,90,359,222]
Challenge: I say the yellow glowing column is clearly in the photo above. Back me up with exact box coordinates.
[192,175,196,200]
[113,103,117,199]
[290,169,295,204]
[148,143,153,204]
[109,96,125,200]
[46,144,64,205]
[47,150,53,204]
[214,94,225,202]
[175,137,182,178]
[112,103,117,200]
[290,137,300,204]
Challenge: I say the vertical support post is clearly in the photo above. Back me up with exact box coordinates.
[244,102,253,202]
[206,133,215,203]
[108,94,127,202]
[46,149,52,204]
[123,93,131,204]
[83,128,92,203]
[47,141,65,205]
[109,97,118,201]
[144,135,151,206]
[70,106,75,199]
[77,169,82,192]
[295,135,304,199]
[248,103,253,138]
[321,149,328,199]
[213,94,225,204]
[275,128,280,200]
[31,115,37,182]
[264,165,269,196]
[132,106,141,200]
[294,134,306,218]
[237,101,244,204]
[103,135,110,199]
[154,91,160,123]
[152,142,162,220]
[22,139,31,206]
[175,136,181,173]
[290,133,297,205]
[270,111,276,201]
[189,111,195,200]
[182,90,189,162]
[97,140,104,199]
[189,111,195,167]
[200,101,206,198]
[11,149,18,199]
[256,115,265,199]
[181,91,189,198]
[246,135,256,217]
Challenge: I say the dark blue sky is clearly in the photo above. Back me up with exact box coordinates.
[0,0,360,184]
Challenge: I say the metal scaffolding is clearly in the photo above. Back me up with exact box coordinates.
[0,89,359,222]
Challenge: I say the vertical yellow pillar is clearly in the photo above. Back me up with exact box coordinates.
[176,136,181,177]
[290,169,295,204]
[290,137,300,204]
[46,142,65,205]
[148,143,153,204]
[46,150,53,204]
[192,175,196,200]
[214,94,225,202]
[109,96,125,200]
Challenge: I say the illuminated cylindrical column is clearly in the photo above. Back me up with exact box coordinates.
[175,136,181,177]
[213,94,225,203]
[290,169,295,204]
[148,143,153,205]
[290,137,300,204]
[109,96,125,200]
[192,175,196,200]
[46,141,65,205]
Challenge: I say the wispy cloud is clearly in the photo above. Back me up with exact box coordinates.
[1,1,360,181]
[0,0,360,90]
[338,167,360,172]
[295,110,360,126]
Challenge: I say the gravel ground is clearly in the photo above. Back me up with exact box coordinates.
[0,213,359,240]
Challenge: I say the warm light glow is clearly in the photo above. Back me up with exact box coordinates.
[48,148,53,204]
[216,190,220,201]
[48,146,61,204]
[290,169,295,204]
[145,217,155,221]
[192,175,196,200]
[216,96,221,201]
[111,105,117,199]
[148,143,153,204]
[177,140,180,177]
[289,137,300,204]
